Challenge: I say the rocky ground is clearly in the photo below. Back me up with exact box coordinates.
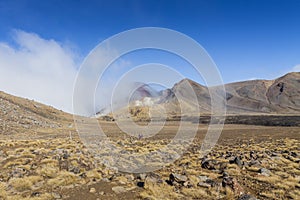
[0,131,299,200]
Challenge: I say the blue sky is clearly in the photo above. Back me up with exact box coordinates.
[0,0,299,113]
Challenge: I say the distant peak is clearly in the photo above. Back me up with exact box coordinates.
[174,78,204,87]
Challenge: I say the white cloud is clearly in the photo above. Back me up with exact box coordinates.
[0,30,182,116]
[292,64,300,72]
[0,30,78,113]
[0,30,140,116]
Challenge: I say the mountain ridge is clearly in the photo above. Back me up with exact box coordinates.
[110,72,300,119]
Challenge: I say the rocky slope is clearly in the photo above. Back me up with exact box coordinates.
[111,72,300,120]
[225,72,300,114]
[0,91,73,136]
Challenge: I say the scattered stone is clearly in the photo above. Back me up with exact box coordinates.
[198,182,211,188]
[52,192,62,199]
[120,181,127,185]
[112,186,127,194]
[137,173,147,180]
[89,187,96,193]
[125,174,135,181]
[31,191,40,197]
[145,173,162,184]
[62,152,69,159]
[230,157,243,168]
[169,173,188,184]
[222,172,229,178]
[198,175,208,182]
[201,159,218,170]
[182,181,189,187]
[32,149,40,155]
[248,160,260,167]
[69,166,80,174]
[10,167,27,178]
[79,173,87,178]
[127,186,137,191]
[219,162,228,171]
[291,151,299,158]
[238,194,259,200]
[108,174,116,181]
[137,181,145,188]
[205,179,218,187]
[259,168,271,176]
[223,177,244,196]
[101,178,110,182]
[250,151,257,159]
[271,152,279,157]
[59,160,69,170]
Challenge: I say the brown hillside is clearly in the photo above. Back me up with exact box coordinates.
[0,91,73,136]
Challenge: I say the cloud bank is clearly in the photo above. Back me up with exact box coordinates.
[0,30,144,116]
[0,30,78,113]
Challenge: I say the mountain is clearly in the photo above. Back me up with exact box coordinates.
[0,91,73,135]
[1,72,299,131]
[108,72,300,119]
[224,72,300,114]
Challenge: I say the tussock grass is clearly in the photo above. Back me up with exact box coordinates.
[37,164,59,178]
[9,177,33,192]
[3,160,25,168]
[47,171,79,188]
[86,169,102,180]
[225,164,241,176]
[224,186,235,200]
[6,193,53,200]
[0,182,7,199]
[181,187,209,199]
[0,136,299,200]
[140,181,182,200]
[246,166,260,172]
[40,158,58,165]
[260,191,277,199]
[288,189,300,199]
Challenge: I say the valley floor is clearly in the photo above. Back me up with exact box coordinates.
[0,122,299,200]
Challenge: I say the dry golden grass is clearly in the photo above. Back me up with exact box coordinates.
[288,189,300,199]
[246,166,260,172]
[272,189,286,198]
[3,160,24,168]
[0,182,7,199]
[225,164,241,176]
[260,191,277,199]
[140,181,182,200]
[224,186,235,200]
[9,177,33,192]
[40,158,58,165]
[188,175,200,186]
[37,164,59,178]
[275,175,298,190]
[181,187,209,199]
[185,168,201,176]
[47,171,80,188]
[86,169,102,180]
[6,193,53,200]
[255,175,281,184]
